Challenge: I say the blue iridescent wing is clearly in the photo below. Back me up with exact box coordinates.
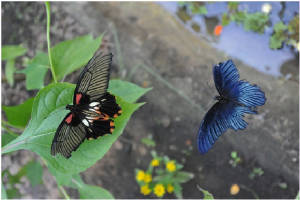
[213,60,239,96]
[197,101,256,154]
[213,60,266,107]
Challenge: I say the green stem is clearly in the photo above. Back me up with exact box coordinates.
[58,185,70,200]
[45,2,57,83]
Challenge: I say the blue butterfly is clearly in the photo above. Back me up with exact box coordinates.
[198,60,266,154]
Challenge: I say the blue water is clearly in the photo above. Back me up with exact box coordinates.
[158,2,299,77]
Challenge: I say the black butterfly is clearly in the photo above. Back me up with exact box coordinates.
[51,53,122,158]
[197,60,266,154]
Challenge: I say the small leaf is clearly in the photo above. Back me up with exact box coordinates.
[18,52,49,90]
[141,137,156,147]
[5,60,15,86]
[2,45,27,61]
[108,80,152,103]
[231,151,237,158]
[2,97,34,128]
[197,186,214,199]
[25,161,43,187]
[2,133,18,147]
[228,2,239,11]
[78,184,114,199]
[51,34,103,80]
[222,13,230,26]
[67,174,114,199]
[173,183,183,199]
[2,182,7,200]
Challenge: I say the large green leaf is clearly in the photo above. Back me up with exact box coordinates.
[2,45,27,61]
[5,59,15,86]
[2,97,34,128]
[2,80,147,178]
[108,80,151,103]
[18,52,49,90]
[51,35,103,80]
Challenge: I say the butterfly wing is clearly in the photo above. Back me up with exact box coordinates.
[51,113,87,158]
[213,60,239,96]
[73,53,113,104]
[197,101,256,154]
[213,60,266,107]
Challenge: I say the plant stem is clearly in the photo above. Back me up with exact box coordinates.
[59,185,70,200]
[45,2,57,83]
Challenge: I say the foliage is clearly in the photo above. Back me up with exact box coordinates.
[135,150,194,198]
[249,167,264,180]
[141,136,156,147]
[2,2,150,199]
[2,45,27,86]
[229,151,241,167]
[178,2,299,51]
[2,159,43,198]
[197,185,214,199]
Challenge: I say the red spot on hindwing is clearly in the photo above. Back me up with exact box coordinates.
[65,114,73,124]
[76,93,82,105]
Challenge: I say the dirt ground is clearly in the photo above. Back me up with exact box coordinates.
[2,2,299,199]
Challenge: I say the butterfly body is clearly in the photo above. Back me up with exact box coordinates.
[51,53,121,158]
[198,60,266,154]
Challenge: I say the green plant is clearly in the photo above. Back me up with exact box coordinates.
[141,136,156,148]
[2,45,27,86]
[248,167,264,180]
[135,150,194,198]
[229,151,241,167]
[2,2,150,199]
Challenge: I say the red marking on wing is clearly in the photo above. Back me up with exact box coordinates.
[65,114,73,124]
[76,93,82,105]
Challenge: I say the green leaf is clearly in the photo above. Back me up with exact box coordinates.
[6,188,21,199]
[141,137,156,147]
[5,60,15,86]
[222,13,230,26]
[2,133,18,147]
[78,184,114,199]
[173,171,194,183]
[2,97,34,128]
[295,191,299,200]
[2,81,146,179]
[66,174,114,199]
[2,182,7,200]
[231,151,237,158]
[243,12,269,34]
[191,5,207,15]
[25,161,43,187]
[173,183,183,199]
[18,52,49,90]
[198,187,214,199]
[2,45,27,61]
[108,80,151,103]
[51,34,103,80]
[228,2,239,11]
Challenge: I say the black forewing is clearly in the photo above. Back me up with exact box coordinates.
[51,113,87,158]
[73,53,112,104]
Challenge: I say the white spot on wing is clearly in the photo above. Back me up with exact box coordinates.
[82,119,89,127]
[89,102,100,107]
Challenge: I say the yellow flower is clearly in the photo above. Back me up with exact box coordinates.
[154,184,165,197]
[167,184,174,193]
[136,170,145,181]
[140,184,151,195]
[166,161,176,172]
[230,184,240,195]
[144,173,152,183]
[151,159,160,167]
